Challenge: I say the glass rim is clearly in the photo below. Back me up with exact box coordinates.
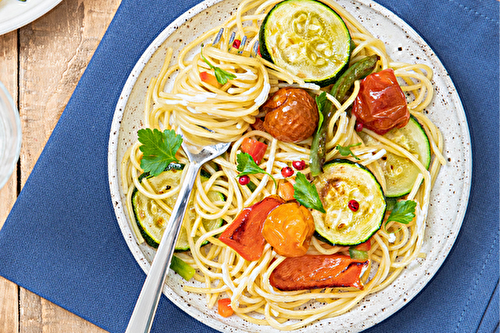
[0,79,22,189]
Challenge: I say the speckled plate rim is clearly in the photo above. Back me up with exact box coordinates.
[107,0,472,332]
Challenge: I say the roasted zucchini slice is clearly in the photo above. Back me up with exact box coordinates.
[359,115,431,197]
[311,159,386,245]
[259,0,351,86]
[132,164,223,250]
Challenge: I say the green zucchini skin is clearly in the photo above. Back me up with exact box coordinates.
[359,115,431,198]
[311,159,386,246]
[259,0,352,87]
[132,163,223,250]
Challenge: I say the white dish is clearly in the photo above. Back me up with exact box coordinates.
[0,0,62,35]
[108,0,472,331]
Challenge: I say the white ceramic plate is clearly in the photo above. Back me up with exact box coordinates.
[0,0,62,35]
[108,0,472,331]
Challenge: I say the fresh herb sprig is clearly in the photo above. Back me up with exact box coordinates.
[293,172,326,213]
[200,45,236,85]
[337,142,361,160]
[137,128,183,177]
[236,152,276,187]
[385,200,417,228]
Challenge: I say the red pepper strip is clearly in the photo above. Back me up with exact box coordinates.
[199,71,221,89]
[240,137,268,164]
[219,195,284,261]
[269,254,368,291]
[352,68,409,135]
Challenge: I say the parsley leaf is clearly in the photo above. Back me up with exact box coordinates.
[236,152,276,187]
[293,172,326,213]
[385,200,417,227]
[200,45,236,85]
[315,92,327,134]
[138,128,183,177]
[337,142,361,160]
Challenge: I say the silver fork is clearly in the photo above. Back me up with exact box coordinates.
[125,134,230,333]
[126,28,248,332]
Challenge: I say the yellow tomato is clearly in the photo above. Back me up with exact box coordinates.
[262,202,315,257]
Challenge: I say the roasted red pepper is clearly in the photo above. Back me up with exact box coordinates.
[269,254,368,291]
[352,68,409,135]
[219,196,284,261]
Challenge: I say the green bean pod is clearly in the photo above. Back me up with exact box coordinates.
[310,55,379,177]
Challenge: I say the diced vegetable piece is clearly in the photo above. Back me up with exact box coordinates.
[217,298,234,317]
[348,248,369,260]
[269,254,368,290]
[278,181,295,201]
[352,68,409,135]
[259,0,351,86]
[240,138,268,164]
[132,164,223,250]
[311,159,386,245]
[262,202,315,257]
[200,71,221,88]
[170,255,195,281]
[219,196,284,261]
[359,116,431,197]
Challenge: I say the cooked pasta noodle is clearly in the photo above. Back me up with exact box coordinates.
[120,0,445,329]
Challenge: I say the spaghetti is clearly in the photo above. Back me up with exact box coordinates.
[120,0,445,330]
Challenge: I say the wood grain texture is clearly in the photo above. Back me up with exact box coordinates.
[0,28,20,333]
[0,0,120,331]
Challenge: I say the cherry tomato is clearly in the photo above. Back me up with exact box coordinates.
[262,202,315,257]
[292,160,306,170]
[281,166,294,178]
[352,68,409,135]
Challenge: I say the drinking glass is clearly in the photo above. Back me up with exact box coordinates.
[0,80,21,189]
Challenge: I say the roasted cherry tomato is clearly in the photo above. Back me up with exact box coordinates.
[352,68,409,135]
[260,88,318,143]
[262,202,315,257]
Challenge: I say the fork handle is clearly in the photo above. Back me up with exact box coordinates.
[125,161,201,333]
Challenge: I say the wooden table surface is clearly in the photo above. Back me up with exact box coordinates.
[0,0,120,331]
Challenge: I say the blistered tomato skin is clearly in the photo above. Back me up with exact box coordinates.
[352,68,409,135]
[260,88,318,143]
[262,202,315,257]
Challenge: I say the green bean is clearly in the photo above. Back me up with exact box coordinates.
[310,55,379,176]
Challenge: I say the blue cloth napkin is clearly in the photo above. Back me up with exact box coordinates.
[0,0,498,332]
